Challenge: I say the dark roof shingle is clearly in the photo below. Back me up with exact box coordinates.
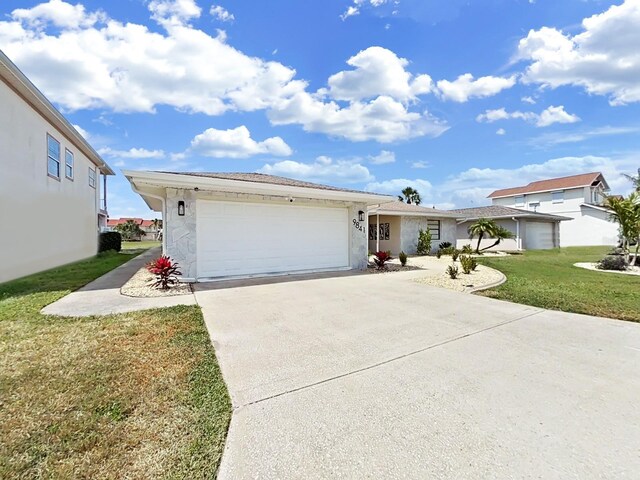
[488,172,604,198]
[449,205,569,221]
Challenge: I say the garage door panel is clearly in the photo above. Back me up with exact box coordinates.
[526,222,554,250]
[196,200,349,278]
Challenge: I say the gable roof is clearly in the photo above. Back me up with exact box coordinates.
[369,201,459,218]
[487,172,607,199]
[0,50,114,175]
[449,205,571,221]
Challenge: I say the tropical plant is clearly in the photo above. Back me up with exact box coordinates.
[469,256,478,271]
[623,167,640,192]
[398,186,422,205]
[146,255,182,289]
[438,246,455,256]
[605,193,640,264]
[446,264,459,279]
[151,218,163,240]
[399,251,408,266]
[451,249,460,262]
[435,250,442,259]
[417,229,432,255]
[460,255,473,274]
[467,219,514,253]
[438,241,452,249]
[373,251,392,270]
[98,231,122,253]
[461,244,473,254]
[114,219,146,241]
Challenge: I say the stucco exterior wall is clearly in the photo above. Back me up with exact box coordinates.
[400,217,457,254]
[0,80,101,283]
[349,203,368,270]
[165,189,198,280]
[368,215,401,254]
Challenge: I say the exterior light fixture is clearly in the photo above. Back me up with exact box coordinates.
[358,210,365,222]
[178,201,185,216]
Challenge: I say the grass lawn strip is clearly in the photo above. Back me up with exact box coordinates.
[0,253,231,479]
[476,246,640,322]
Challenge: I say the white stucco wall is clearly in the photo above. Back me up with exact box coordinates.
[0,80,101,283]
[400,217,457,254]
[493,187,617,246]
[456,219,521,251]
[163,190,369,279]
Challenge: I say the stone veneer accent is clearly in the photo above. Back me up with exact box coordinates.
[165,189,197,280]
[400,216,457,254]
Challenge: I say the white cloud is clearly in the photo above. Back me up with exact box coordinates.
[188,126,292,158]
[529,125,640,147]
[436,73,516,102]
[411,161,429,169]
[148,0,201,26]
[521,96,536,104]
[368,150,395,164]
[476,105,580,127]
[72,124,90,140]
[517,0,640,105]
[259,156,373,183]
[10,0,105,29]
[496,128,506,135]
[210,5,234,22]
[98,147,165,159]
[340,0,388,21]
[325,46,433,102]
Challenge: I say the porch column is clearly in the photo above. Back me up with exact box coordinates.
[376,213,380,252]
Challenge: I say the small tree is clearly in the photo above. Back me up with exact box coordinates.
[417,229,432,255]
[467,218,498,253]
[606,193,640,264]
[115,219,146,241]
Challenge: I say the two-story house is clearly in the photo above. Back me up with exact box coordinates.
[0,50,114,283]
[488,172,618,247]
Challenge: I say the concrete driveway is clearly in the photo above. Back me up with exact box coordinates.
[194,271,640,479]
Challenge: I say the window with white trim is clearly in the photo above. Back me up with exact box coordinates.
[427,219,440,240]
[47,134,60,178]
[88,167,96,188]
[515,195,525,207]
[551,190,564,203]
[65,149,74,179]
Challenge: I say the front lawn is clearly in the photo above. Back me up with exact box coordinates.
[122,240,161,251]
[476,246,640,322]
[0,253,231,478]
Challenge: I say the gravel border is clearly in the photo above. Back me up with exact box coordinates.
[574,262,640,276]
[413,264,505,293]
[121,266,193,297]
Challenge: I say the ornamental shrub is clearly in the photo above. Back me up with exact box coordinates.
[438,242,452,250]
[446,264,459,279]
[98,231,122,253]
[460,255,473,274]
[146,255,183,289]
[438,246,455,256]
[596,255,628,271]
[399,251,408,266]
[451,249,460,262]
[417,229,432,255]
[373,251,393,270]
[461,244,473,255]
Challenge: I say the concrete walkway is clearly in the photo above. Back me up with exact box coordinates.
[194,271,640,479]
[42,247,196,316]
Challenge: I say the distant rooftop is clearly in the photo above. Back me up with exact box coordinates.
[488,172,606,198]
[449,205,570,221]
[371,201,459,217]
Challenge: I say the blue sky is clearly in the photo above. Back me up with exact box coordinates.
[2,0,639,218]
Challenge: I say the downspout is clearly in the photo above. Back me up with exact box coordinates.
[130,183,167,254]
[512,217,521,251]
[376,212,380,253]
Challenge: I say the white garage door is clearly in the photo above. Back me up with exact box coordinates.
[526,222,554,250]
[196,200,350,278]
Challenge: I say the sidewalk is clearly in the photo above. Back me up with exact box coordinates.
[41,247,196,317]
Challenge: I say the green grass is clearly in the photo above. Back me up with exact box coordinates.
[122,240,161,251]
[476,246,640,322]
[0,253,231,479]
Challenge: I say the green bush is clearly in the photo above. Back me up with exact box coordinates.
[461,244,473,254]
[446,264,459,279]
[417,229,432,255]
[99,231,122,253]
[399,251,408,266]
[438,242,452,250]
[438,246,455,256]
[451,249,460,262]
[460,255,473,274]
[470,256,478,271]
[596,255,627,271]
[435,250,442,259]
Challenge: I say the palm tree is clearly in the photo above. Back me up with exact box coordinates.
[115,219,146,241]
[467,218,499,253]
[151,218,163,240]
[623,168,640,192]
[480,225,515,252]
[606,193,640,264]
[399,187,422,205]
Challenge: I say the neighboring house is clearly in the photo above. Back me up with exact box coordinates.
[450,206,570,251]
[367,202,459,254]
[107,218,160,239]
[488,172,619,247]
[0,50,114,284]
[124,171,393,281]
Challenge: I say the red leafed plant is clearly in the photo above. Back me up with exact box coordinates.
[146,255,182,290]
[373,251,392,270]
